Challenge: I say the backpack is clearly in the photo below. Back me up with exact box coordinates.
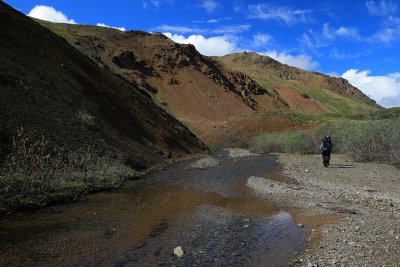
[321,137,331,152]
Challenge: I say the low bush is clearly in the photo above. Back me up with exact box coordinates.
[77,109,95,126]
[251,118,400,166]
[0,128,137,215]
[252,131,317,154]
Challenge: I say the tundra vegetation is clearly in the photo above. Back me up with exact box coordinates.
[252,111,400,166]
[0,128,137,216]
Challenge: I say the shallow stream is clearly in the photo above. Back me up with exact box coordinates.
[0,149,307,266]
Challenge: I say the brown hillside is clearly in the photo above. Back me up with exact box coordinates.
[217,52,380,114]
[0,2,205,169]
[37,22,320,145]
[36,23,290,122]
[37,22,379,147]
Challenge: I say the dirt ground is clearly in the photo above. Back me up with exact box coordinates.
[189,113,319,148]
[247,154,400,266]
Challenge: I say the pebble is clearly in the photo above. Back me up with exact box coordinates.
[174,246,184,258]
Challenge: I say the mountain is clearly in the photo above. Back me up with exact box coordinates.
[0,2,205,170]
[36,22,290,121]
[37,21,380,146]
[216,52,380,115]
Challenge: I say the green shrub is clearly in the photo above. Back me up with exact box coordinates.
[251,118,400,166]
[343,119,400,163]
[0,128,137,215]
[252,131,316,154]
[77,109,95,126]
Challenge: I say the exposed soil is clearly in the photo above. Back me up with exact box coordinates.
[247,154,400,266]
[37,22,289,123]
[36,21,379,149]
[37,22,377,144]
[190,113,319,148]
[216,52,379,109]
[0,2,205,167]
[272,85,326,115]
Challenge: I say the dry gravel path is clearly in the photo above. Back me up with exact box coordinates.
[247,154,400,267]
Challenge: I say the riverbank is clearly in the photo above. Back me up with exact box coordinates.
[0,149,305,266]
[0,151,207,219]
[247,153,400,266]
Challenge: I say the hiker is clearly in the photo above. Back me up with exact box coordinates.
[320,136,333,167]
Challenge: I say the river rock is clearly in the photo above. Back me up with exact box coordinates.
[174,246,184,258]
[189,156,220,169]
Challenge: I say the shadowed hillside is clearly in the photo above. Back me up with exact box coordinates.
[0,2,205,166]
[0,2,205,213]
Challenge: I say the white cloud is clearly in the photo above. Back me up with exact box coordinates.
[300,24,362,54]
[369,27,400,43]
[233,0,244,13]
[330,48,361,59]
[154,25,205,33]
[200,0,218,13]
[163,32,238,56]
[322,23,336,41]
[335,27,361,40]
[154,24,250,34]
[260,50,318,70]
[366,0,398,16]
[152,0,161,9]
[252,33,273,47]
[96,23,126,31]
[388,15,400,25]
[192,19,220,24]
[299,25,333,56]
[368,15,400,44]
[342,69,400,107]
[298,33,322,56]
[248,4,312,25]
[142,0,170,10]
[320,23,362,42]
[28,5,76,24]
[211,24,251,34]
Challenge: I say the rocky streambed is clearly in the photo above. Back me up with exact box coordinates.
[0,149,307,266]
[2,150,397,266]
[248,153,400,266]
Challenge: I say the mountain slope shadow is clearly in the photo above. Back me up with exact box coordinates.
[0,2,205,168]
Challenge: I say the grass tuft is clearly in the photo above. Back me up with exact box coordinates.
[0,128,138,216]
[77,109,96,126]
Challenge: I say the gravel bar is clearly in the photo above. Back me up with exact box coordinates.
[247,153,400,266]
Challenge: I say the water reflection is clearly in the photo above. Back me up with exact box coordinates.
[0,151,307,266]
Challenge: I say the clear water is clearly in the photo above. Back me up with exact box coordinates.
[0,151,307,266]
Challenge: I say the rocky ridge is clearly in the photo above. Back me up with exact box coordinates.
[37,23,289,119]
[217,52,379,110]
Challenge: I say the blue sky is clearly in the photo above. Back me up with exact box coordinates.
[4,0,400,107]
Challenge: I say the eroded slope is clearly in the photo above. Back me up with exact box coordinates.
[0,2,205,169]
